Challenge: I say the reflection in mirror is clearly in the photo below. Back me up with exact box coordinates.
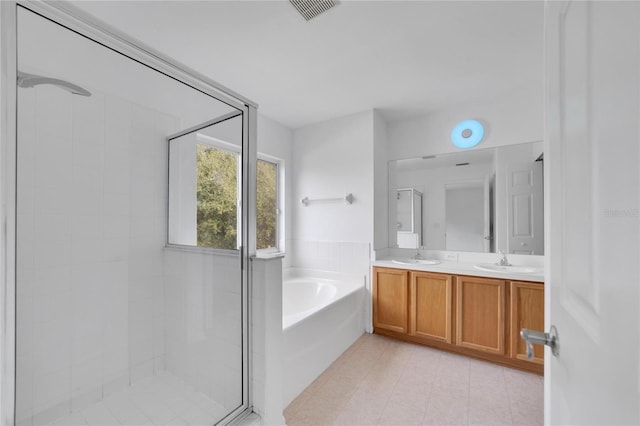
[396,188,423,248]
[389,142,544,255]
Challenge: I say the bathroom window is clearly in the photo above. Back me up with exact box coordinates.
[168,121,284,252]
[256,157,281,252]
[168,121,243,250]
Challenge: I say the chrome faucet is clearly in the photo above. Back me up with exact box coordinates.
[414,247,424,260]
[497,250,511,266]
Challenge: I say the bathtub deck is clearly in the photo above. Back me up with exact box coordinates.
[284,333,543,426]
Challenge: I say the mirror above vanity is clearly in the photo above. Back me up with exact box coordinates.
[389,141,544,255]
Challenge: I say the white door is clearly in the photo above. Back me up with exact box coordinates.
[546,1,640,424]
[507,161,543,255]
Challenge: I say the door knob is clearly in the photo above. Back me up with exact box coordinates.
[520,325,559,358]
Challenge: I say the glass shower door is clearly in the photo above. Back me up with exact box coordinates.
[14,5,248,425]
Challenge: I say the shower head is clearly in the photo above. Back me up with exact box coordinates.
[17,71,91,97]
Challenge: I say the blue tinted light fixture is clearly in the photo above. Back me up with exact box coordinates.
[451,120,484,149]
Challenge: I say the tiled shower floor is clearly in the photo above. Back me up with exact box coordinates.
[285,333,544,426]
[47,372,227,426]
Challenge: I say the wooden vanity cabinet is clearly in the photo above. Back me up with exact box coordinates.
[372,266,544,374]
[455,276,507,356]
[410,271,452,344]
[510,281,545,364]
[372,267,409,333]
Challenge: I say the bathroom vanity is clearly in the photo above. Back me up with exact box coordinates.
[371,262,544,374]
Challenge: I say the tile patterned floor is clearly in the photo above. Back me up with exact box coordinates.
[284,333,544,426]
[46,372,227,426]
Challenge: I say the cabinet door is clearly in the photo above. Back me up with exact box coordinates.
[410,271,452,343]
[510,281,545,364]
[456,276,506,355]
[373,267,409,334]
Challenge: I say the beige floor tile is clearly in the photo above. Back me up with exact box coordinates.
[293,395,341,426]
[284,334,544,426]
[510,399,544,426]
[332,393,385,426]
[423,392,469,426]
[285,391,313,418]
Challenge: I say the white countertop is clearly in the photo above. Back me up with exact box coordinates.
[372,258,544,283]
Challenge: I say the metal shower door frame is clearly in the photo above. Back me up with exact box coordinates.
[0,1,258,424]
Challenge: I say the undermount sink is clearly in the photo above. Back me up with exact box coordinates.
[392,259,441,265]
[473,263,539,274]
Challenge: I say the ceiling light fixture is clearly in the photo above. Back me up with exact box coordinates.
[451,119,485,149]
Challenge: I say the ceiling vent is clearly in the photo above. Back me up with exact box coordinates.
[290,0,336,21]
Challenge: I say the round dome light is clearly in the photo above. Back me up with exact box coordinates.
[451,120,484,149]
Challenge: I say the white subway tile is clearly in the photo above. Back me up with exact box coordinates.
[33,368,71,414]
[71,329,103,366]
[32,291,71,325]
[103,192,130,217]
[130,360,153,384]
[33,321,71,376]
[71,189,103,217]
[34,188,72,216]
[71,356,103,396]
[71,387,102,414]
[103,215,129,240]
[34,150,73,190]
[34,266,71,297]
[71,239,104,265]
[34,85,71,138]
[102,238,129,263]
[103,164,130,194]
[34,239,70,269]
[33,400,72,426]
[70,215,103,240]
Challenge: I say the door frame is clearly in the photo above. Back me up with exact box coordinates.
[0,1,258,424]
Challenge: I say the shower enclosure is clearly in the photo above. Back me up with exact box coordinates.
[2,2,255,425]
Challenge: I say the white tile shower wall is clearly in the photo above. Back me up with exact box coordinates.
[16,85,178,425]
[162,248,243,413]
[289,240,370,276]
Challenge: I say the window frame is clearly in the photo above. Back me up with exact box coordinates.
[168,131,285,255]
[256,153,285,256]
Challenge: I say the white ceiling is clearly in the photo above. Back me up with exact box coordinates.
[71,0,544,129]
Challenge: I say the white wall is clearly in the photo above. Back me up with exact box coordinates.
[292,110,374,244]
[373,111,389,252]
[387,83,543,160]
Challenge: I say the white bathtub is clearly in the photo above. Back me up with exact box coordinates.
[282,269,366,407]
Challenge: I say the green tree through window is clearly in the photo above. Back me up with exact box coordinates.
[196,144,238,249]
[196,145,279,251]
[256,159,277,250]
